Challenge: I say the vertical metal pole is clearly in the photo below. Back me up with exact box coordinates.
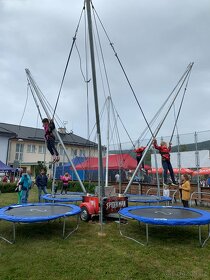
[105,97,110,188]
[13,223,16,243]
[177,134,181,183]
[195,132,201,199]
[62,218,66,238]
[146,224,149,245]
[119,167,122,194]
[153,148,161,197]
[44,140,47,166]
[198,226,202,247]
[86,0,105,233]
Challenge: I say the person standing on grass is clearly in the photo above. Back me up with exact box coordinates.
[15,178,22,204]
[19,172,32,204]
[179,174,191,207]
[206,176,210,187]
[115,173,120,183]
[60,172,72,194]
[36,169,48,202]
[163,185,170,197]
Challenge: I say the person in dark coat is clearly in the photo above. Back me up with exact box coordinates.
[36,169,48,202]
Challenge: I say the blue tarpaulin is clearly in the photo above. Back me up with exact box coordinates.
[0,160,15,172]
[55,157,87,180]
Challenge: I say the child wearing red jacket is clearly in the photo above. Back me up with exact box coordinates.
[153,138,177,187]
[134,146,146,172]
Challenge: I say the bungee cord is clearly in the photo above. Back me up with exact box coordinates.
[124,63,194,194]
[169,63,194,143]
[18,81,30,128]
[52,6,85,120]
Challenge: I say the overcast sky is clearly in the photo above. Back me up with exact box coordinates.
[1,0,210,147]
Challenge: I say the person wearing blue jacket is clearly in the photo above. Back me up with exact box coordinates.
[19,172,32,203]
[36,169,48,202]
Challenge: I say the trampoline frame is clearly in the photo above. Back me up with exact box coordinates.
[118,206,210,247]
[0,203,81,244]
[127,194,171,205]
[41,192,84,203]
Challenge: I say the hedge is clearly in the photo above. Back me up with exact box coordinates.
[0,181,96,194]
[0,182,17,193]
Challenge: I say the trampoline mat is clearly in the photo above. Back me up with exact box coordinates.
[4,205,74,217]
[128,195,169,201]
[130,208,201,220]
[48,194,82,199]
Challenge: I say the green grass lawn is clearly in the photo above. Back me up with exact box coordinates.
[0,188,210,280]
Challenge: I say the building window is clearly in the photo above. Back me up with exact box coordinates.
[15,143,24,161]
[79,149,85,157]
[59,146,64,156]
[74,149,78,156]
[38,145,46,154]
[27,144,36,153]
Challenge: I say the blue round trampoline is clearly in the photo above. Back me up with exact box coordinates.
[42,192,84,203]
[0,203,81,244]
[127,194,171,204]
[118,206,210,247]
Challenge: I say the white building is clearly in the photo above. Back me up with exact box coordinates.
[0,127,16,164]
[0,122,100,176]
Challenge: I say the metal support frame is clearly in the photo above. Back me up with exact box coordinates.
[198,224,210,248]
[119,214,210,247]
[0,223,16,244]
[118,215,145,246]
[62,214,80,240]
[146,187,177,205]
[190,191,210,207]
[0,214,80,244]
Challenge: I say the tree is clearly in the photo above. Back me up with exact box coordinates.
[35,161,47,177]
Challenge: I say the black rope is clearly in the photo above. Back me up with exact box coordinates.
[19,81,30,129]
[136,63,193,145]
[52,6,85,119]
[92,5,150,152]
[27,79,43,120]
[75,42,91,83]
[91,4,154,138]
[114,110,135,148]
[92,8,112,99]
[169,63,194,143]
[152,64,193,142]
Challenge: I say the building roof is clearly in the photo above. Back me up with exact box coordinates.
[0,122,97,148]
[0,125,16,138]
